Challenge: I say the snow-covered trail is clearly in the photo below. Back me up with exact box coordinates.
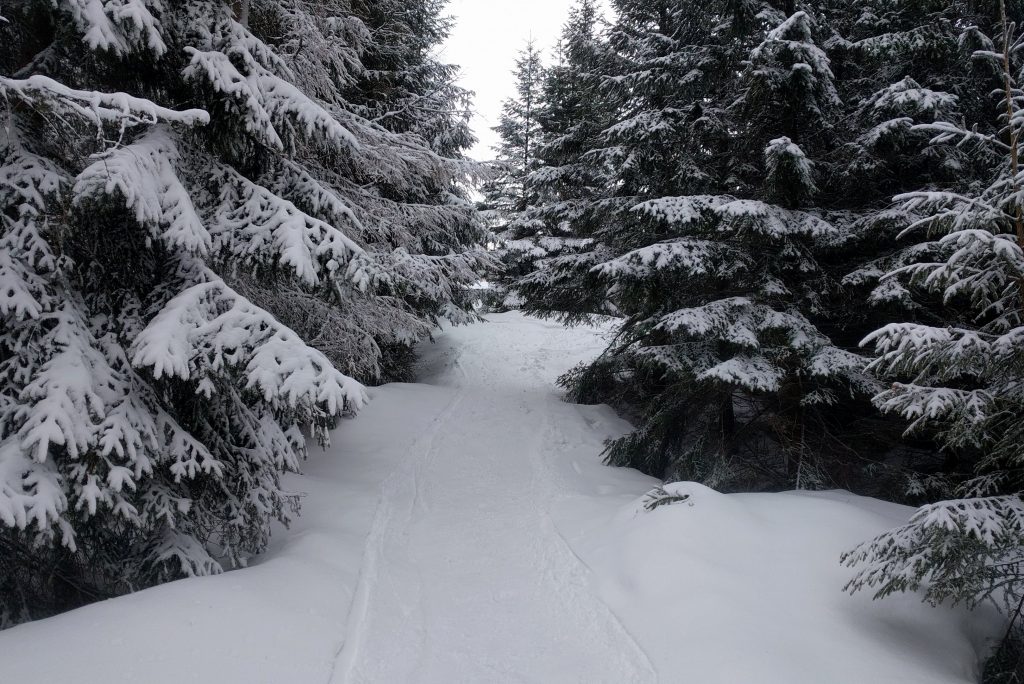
[0,312,1001,684]
[0,312,657,684]
[332,315,655,683]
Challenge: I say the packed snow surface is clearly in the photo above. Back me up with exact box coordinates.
[0,312,1000,682]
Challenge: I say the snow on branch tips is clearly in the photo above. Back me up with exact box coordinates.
[716,200,840,241]
[132,276,367,416]
[209,167,366,287]
[656,297,820,350]
[630,195,731,226]
[0,75,209,131]
[57,0,167,56]
[74,128,210,254]
[592,238,742,280]
[865,77,959,121]
[843,496,1024,608]
[183,41,358,151]
[697,355,785,393]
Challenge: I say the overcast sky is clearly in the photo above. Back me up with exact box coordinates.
[441,0,580,160]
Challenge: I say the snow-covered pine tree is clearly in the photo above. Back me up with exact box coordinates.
[347,0,474,155]
[0,0,483,623]
[229,0,489,384]
[844,1,1024,624]
[521,0,737,324]
[694,8,882,485]
[348,0,488,358]
[834,0,998,319]
[825,0,1001,498]
[523,2,875,489]
[482,41,548,297]
[507,1,615,310]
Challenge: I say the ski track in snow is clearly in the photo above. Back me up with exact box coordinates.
[333,316,655,684]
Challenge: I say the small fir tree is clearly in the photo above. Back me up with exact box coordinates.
[482,41,548,298]
[507,1,615,308]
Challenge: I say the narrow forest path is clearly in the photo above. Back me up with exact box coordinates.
[0,312,657,684]
[330,313,655,683]
[0,313,998,684]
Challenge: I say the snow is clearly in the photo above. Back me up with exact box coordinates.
[0,74,209,129]
[133,276,367,415]
[631,194,730,225]
[209,166,365,287]
[717,199,839,239]
[62,0,166,56]
[697,354,784,392]
[74,128,209,254]
[0,313,1002,682]
[866,77,959,119]
[182,34,358,153]
[573,482,1003,684]
[593,237,735,279]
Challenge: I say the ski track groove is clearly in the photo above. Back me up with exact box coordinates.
[328,388,468,684]
[532,403,658,681]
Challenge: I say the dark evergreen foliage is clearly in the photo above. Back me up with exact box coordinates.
[0,0,484,625]
[501,1,1024,658]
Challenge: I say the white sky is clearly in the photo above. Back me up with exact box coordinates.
[441,0,579,161]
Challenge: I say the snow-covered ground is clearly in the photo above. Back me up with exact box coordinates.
[0,313,1003,683]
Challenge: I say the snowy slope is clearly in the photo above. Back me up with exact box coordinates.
[0,382,455,684]
[559,483,1003,684]
[0,312,1002,683]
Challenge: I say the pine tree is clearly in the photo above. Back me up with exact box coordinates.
[521,0,736,322]
[833,0,997,322]
[233,0,489,384]
[0,0,483,622]
[700,8,879,486]
[508,1,616,309]
[820,0,1001,499]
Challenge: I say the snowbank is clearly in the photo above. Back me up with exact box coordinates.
[0,382,458,684]
[556,481,1004,684]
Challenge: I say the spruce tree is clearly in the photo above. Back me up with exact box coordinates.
[0,0,483,622]
[821,0,1001,499]
[522,2,876,489]
[844,1,1024,620]
[233,0,488,383]
[509,0,616,310]
[521,0,734,322]
[348,0,475,157]
[483,41,547,296]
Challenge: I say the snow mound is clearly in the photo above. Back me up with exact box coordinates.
[562,481,1003,684]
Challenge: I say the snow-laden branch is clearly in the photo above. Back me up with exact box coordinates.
[0,74,209,128]
[58,0,167,56]
[132,275,367,415]
[209,166,365,287]
[74,127,210,254]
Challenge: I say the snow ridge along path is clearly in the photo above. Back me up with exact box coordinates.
[0,312,1001,683]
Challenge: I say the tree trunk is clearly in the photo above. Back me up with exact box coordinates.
[233,0,250,27]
